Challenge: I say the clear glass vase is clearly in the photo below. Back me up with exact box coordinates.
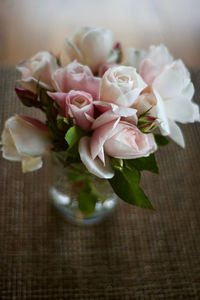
[49,153,118,225]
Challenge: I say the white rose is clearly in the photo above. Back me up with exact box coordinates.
[152,60,200,147]
[1,115,50,172]
[65,27,114,73]
[99,65,146,107]
[135,60,200,147]
[17,51,58,93]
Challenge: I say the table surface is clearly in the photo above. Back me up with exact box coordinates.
[0,66,200,299]
[0,0,200,68]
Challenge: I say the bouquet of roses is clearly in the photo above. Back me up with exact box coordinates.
[1,26,200,214]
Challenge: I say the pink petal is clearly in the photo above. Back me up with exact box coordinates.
[20,116,49,132]
[90,118,120,159]
[92,105,137,130]
[52,68,68,92]
[69,103,94,131]
[47,92,67,112]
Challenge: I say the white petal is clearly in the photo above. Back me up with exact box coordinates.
[1,127,21,161]
[79,136,114,179]
[116,85,146,107]
[182,82,194,101]
[6,116,48,157]
[22,156,43,173]
[153,66,183,99]
[165,97,200,124]
[152,88,170,135]
[168,120,185,148]
[64,38,83,61]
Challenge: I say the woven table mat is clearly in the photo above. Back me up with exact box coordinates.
[0,66,200,299]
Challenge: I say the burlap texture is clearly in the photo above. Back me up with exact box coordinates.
[0,66,200,299]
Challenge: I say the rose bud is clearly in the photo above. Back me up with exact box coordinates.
[15,87,37,107]
[16,51,59,93]
[138,115,158,133]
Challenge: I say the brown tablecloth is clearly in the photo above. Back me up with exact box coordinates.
[0,66,200,299]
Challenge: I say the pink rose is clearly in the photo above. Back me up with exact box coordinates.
[91,120,157,161]
[48,90,94,131]
[17,51,58,93]
[53,60,100,99]
[99,65,146,107]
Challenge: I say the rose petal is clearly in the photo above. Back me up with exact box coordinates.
[47,92,67,111]
[90,119,120,159]
[79,136,114,179]
[152,88,170,135]
[22,156,43,173]
[7,116,49,157]
[165,97,200,124]
[1,128,21,161]
[65,38,83,62]
[168,120,185,148]
[92,104,137,129]
[69,103,94,131]
[153,64,184,99]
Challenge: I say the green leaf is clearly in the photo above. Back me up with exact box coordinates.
[65,125,86,157]
[78,181,98,216]
[154,134,170,146]
[109,166,154,209]
[65,125,85,148]
[127,154,159,174]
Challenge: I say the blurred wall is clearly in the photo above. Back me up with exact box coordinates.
[0,0,200,66]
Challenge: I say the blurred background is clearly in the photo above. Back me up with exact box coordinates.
[0,0,200,66]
